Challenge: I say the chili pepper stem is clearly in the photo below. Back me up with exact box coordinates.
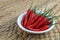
[32,5,37,13]
[29,1,33,10]
[47,15,60,25]
[43,4,57,17]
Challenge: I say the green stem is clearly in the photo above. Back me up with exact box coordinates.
[43,4,57,16]
[33,5,37,12]
[29,1,33,10]
[32,5,38,13]
[46,15,60,24]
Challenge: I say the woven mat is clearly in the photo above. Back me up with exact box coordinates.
[0,0,60,40]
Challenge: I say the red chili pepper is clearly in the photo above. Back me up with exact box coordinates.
[27,15,39,26]
[46,21,51,25]
[39,25,48,31]
[26,25,48,31]
[27,15,45,28]
[24,9,32,27]
[35,17,48,28]
[21,16,25,26]
[26,25,41,31]
[30,11,36,19]
[26,11,37,26]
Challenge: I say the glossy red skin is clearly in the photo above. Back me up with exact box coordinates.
[46,21,51,25]
[35,17,49,28]
[26,25,41,31]
[24,9,32,27]
[29,10,37,19]
[21,16,25,26]
[27,15,44,28]
[26,10,37,26]
[23,9,50,31]
[38,25,48,31]
[26,25,48,31]
[33,15,45,28]
[27,15,39,26]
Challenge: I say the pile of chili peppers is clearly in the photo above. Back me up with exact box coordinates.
[21,4,59,31]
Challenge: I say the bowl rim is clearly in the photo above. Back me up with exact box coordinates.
[17,12,56,34]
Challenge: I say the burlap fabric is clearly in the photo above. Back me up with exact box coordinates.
[0,0,60,40]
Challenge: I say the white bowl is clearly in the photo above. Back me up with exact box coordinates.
[17,11,56,34]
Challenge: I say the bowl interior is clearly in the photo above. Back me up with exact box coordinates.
[17,11,56,34]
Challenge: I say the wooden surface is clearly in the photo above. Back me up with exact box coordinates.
[0,0,60,40]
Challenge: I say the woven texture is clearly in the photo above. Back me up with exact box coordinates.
[0,0,60,40]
